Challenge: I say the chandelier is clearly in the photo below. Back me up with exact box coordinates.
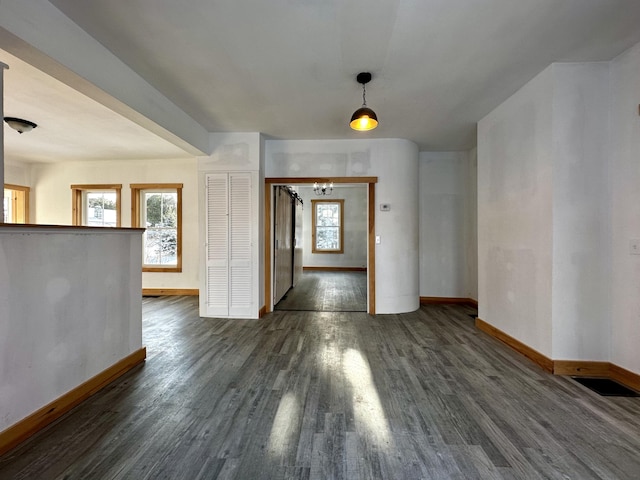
[313,181,333,196]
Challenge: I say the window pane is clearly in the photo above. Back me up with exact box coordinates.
[316,226,339,250]
[86,192,117,227]
[161,193,177,228]
[144,229,161,264]
[144,229,177,265]
[159,228,178,264]
[316,203,339,227]
[144,193,163,226]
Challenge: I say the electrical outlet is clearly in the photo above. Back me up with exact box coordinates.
[630,239,640,255]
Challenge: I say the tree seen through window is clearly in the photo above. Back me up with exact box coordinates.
[143,192,178,265]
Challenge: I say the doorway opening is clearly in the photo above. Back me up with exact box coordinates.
[265,177,377,315]
[3,184,30,223]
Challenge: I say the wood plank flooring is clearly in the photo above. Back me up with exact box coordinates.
[2,297,640,479]
[275,271,367,312]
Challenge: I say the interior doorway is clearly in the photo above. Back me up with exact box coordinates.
[3,184,30,223]
[265,177,377,315]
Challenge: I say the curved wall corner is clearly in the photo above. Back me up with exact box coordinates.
[371,139,420,314]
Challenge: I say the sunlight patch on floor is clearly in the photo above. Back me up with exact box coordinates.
[343,348,392,449]
[267,391,300,459]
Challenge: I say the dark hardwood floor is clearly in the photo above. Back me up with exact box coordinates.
[2,296,640,479]
[275,271,367,312]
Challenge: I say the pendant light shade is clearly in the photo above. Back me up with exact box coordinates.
[350,72,378,131]
[350,107,378,131]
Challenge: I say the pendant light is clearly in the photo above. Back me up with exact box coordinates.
[350,72,378,131]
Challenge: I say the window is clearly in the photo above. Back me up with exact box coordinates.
[71,184,122,227]
[131,183,182,272]
[312,199,344,253]
[3,184,30,223]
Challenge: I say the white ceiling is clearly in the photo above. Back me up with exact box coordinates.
[4,0,640,163]
[2,48,192,163]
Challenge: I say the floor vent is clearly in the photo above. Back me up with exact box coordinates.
[572,377,640,397]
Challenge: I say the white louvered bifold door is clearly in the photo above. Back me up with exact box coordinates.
[228,173,253,317]
[205,173,230,316]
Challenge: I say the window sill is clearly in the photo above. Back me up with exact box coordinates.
[142,266,182,273]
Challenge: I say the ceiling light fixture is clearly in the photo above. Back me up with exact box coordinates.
[313,181,333,196]
[350,72,378,131]
[4,117,37,134]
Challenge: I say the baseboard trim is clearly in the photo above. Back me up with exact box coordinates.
[259,305,266,318]
[610,363,640,393]
[0,347,146,456]
[476,318,640,391]
[556,362,640,392]
[421,297,478,307]
[142,288,199,296]
[302,266,367,272]
[475,318,554,373]
[553,361,611,377]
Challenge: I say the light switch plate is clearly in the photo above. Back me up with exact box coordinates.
[630,239,640,255]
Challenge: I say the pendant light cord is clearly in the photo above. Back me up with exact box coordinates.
[362,83,367,107]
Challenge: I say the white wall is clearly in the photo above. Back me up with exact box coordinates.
[610,41,640,374]
[551,63,610,361]
[0,225,142,432]
[479,59,619,364]
[478,66,555,357]
[4,160,30,186]
[297,184,367,269]
[29,158,199,291]
[465,148,478,301]
[266,138,420,314]
[419,151,474,299]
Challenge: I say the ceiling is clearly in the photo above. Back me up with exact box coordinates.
[4,0,640,163]
[2,48,192,163]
